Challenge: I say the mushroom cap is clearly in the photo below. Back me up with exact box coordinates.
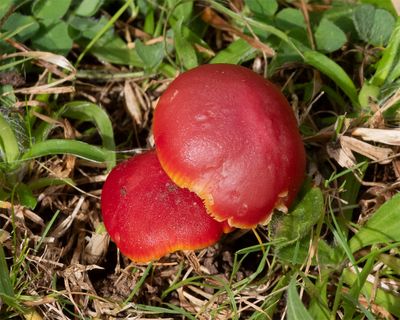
[101,151,225,262]
[153,64,306,228]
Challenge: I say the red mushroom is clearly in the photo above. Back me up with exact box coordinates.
[153,64,306,228]
[101,151,226,262]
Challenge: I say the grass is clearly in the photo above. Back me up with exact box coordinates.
[1,0,400,319]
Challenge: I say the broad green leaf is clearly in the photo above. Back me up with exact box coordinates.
[303,50,359,108]
[275,8,306,30]
[287,277,313,320]
[135,39,164,71]
[68,15,109,40]
[15,183,37,209]
[245,0,278,17]
[21,139,113,165]
[0,113,19,165]
[31,21,73,55]
[74,0,103,17]
[0,0,14,21]
[361,0,398,16]
[349,193,400,252]
[167,0,193,22]
[275,8,309,46]
[315,18,347,53]
[210,39,256,64]
[32,0,71,20]
[89,36,142,66]
[2,13,40,41]
[353,4,395,46]
[173,18,198,70]
[271,187,324,244]
[369,9,396,46]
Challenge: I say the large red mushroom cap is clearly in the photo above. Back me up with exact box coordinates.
[101,151,225,263]
[153,64,306,228]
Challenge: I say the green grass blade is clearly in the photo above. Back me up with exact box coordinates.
[28,177,75,190]
[0,113,20,164]
[21,139,113,164]
[124,262,153,304]
[34,210,60,252]
[372,17,400,85]
[59,101,116,168]
[287,276,313,320]
[342,267,400,318]
[342,250,378,319]
[349,193,400,252]
[0,244,14,297]
[135,304,196,319]
[303,50,359,109]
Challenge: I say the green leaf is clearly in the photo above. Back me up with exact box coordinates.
[276,236,342,266]
[275,8,309,46]
[361,0,398,16]
[353,4,395,46]
[245,0,278,17]
[287,277,313,320]
[342,250,378,319]
[2,13,40,42]
[59,101,116,168]
[28,177,75,190]
[0,113,20,165]
[75,0,133,66]
[210,1,303,56]
[271,187,324,244]
[32,0,71,20]
[358,82,380,108]
[0,244,14,297]
[173,18,198,70]
[31,21,73,55]
[0,0,14,21]
[303,50,359,108]
[21,139,113,165]
[349,193,400,252]
[135,39,164,71]
[89,36,142,66]
[15,183,37,209]
[167,0,193,22]
[74,0,103,17]
[373,17,400,85]
[275,8,306,30]
[210,39,256,64]
[315,18,347,53]
[342,267,400,318]
[60,102,115,151]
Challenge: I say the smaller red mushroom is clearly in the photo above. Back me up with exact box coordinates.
[101,151,226,262]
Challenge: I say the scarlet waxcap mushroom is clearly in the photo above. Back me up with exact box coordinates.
[101,151,226,263]
[153,64,306,228]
